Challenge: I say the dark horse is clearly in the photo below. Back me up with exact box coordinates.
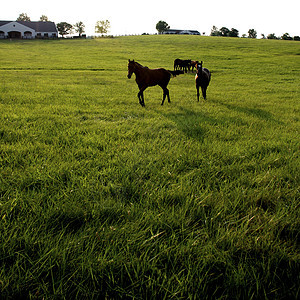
[195,61,211,101]
[128,59,183,106]
[174,58,191,73]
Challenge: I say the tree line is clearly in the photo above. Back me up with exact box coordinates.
[16,13,110,37]
[56,20,110,38]
[15,14,299,40]
[210,25,299,40]
[156,21,300,41]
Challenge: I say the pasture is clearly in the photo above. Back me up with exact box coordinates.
[0,36,299,299]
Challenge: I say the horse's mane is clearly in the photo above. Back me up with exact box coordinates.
[134,61,149,69]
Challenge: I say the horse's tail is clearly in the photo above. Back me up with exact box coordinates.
[169,70,184,77]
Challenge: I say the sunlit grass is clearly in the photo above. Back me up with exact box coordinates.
[0,36,299,299]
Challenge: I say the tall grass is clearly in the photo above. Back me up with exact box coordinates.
[0,36,299,299]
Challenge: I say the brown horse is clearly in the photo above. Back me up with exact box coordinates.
[128,60,183,106]
[195,61,211,101]
[191,60,199,72]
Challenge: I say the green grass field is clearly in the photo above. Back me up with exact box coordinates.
[0,36,299,299]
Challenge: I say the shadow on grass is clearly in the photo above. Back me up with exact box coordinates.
[157,97,282,142]
[158,106,219,142]
[214,100,283,124]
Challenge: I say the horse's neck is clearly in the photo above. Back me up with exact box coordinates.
[134,64,146,77]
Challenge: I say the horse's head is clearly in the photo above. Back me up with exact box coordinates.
[127,59,135,79]
[196,61,203,74]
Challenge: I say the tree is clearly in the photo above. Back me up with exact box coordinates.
[156,21,170,34]
[40,15,49,22]
[229,28,239,37]
[210,26,220,36]
[248,29,257,39]
[17,13,31,21]
[220,27,230,37]
[56,22,73,37]
[281,33,292,40]
[74,21,85,37]
[267,33,277,40]
[95,20,110,35]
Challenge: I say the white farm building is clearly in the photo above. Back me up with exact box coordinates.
[0,21,58,39]
[163,29,200,35]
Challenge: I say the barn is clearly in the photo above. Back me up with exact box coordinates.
[0,21,58,39]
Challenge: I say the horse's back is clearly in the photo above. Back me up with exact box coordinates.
[151,68,171,76]
[203,68,211,82]
[144,68,171,86]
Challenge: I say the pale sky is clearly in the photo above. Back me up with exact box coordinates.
[2,0,300,37]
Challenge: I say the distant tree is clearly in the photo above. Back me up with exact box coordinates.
[248,29,257,38]
[95,20,110,35]
[261,33,266,39]
[210,25,220,36]
[56,22,73,37]
[40,15,49,22]
[294,36,300,41]
[17,13,31,21]
[229,28,239,37]
[220,27,230,37]
[74,21,85,37]
[156,21,170,34]
[281,33,293,40]
[267,33,277,40]
[241,34,247,38]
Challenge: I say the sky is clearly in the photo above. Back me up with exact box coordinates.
[1,0,300,38]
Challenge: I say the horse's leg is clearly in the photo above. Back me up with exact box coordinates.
[161,89,166,105]
[201,86,207,100]
[166,88,170,103]
[138,90,145,107]
[196,84,200,101]
[141,91,145,106]
[137,86,147,107]
[137,91,142,106]
[161,87,170,105]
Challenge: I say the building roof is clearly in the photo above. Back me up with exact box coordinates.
[0,21,57,32]
[0,21,10,27]
[164,29,200,35]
